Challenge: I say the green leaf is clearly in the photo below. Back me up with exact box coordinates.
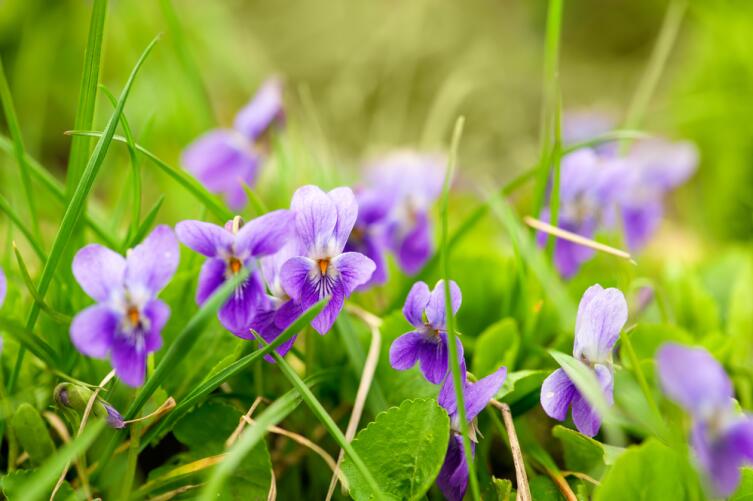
[341,399,450,501]
[473,318,519,376]
[730,468,753,500]
[174,401,242,454]
[490,477,513,501]
[594,439,703,501]
[1,470,76,501]
[11,404,55,467]
[497,369,548,405]
[552,425,623,478]
[529,475,565,501]
[628,323,693,361]
[0,318,58,369]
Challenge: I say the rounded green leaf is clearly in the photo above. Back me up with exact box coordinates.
[11,403,55,467]
[341,398,450,501]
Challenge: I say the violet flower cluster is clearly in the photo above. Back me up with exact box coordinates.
[346,151,445,289]
[538,113,698,278]
[389,280,506,501]
[70,226,179,387]
[540,284,627,436]
[182,78,284,210]
[658,343,753,496]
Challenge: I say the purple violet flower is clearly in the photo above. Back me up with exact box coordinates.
[70,226,179,387]
[562,110,615,147]
[658,343,753,496]
[540,284,627,436]
[362,151,445,275]
[614,139,698,251]
[175,210,294,336]
[182,78,284,210]
[280,185,376,334]
[436,355,507,501]
[0,265,6,307]
[343,187,391,290]
[251,244,303,361]
[389,280,464,384]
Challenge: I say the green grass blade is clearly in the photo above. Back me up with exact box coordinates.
[531,0,564,221]
[0,193,46,261]
[195,372,331,501]
[159,0,215,127]
[124,195,164,251]
[66,130,233,221]
[242,182,270,217]
[7,35,161,393]
[439,117,481,501]
[270,349,386,500]
[0,318,58,369]
[12,245,70,325]
[0,57,41,241]
[10,420,105,501]
[100,84,142,244]
[65,0,107,193]
[545,96,563,259]
[140,298,328,448]
[0,135,117,247]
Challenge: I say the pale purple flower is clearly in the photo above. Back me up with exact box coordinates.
[437,354,507,501]
[614,140,698,251]
[280,186,376,334]
[175,210,294,336]
[540,284,627,436]
[537,149,622,278]
[389,280,464,384]
[362,151,445,275]
[562,110,615,146]
[70,226,179,387]
[0,265,6,307]
[658,343,753,496]
[182,78,284,210]
[251,244,303,361]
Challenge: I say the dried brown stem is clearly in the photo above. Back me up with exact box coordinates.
[489,400,532,501]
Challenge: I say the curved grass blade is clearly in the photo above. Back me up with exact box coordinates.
[439,116,481,501]
[0,58,41,241]
[0,318,58,369]
[66,130,232,222]
[13,245,70,325]
[270,349,386,500]
[0,193,46,261]
[65,0,107,193]
[9,420,105,501]
[195,372,331,501]
[140,298,328,448]
[124,195,164,250]
[0,134,116,247]
[7,35,161,393]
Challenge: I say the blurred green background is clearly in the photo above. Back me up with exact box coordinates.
[1,0,751,246]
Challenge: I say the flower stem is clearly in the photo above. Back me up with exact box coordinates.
[440,116,481,501]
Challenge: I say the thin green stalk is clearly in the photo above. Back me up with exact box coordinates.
[620,330,666,436]
[620,0,687,154]
[119,423,141,501]
[7,35,160,393]
[0,57,41,241]
[270,350,386,500]
[0,193,46,261]
[159,0,215,127]
[440,116,481,501]
[65,0,107,194]
[545,96,563,259]
[531,0,564,219]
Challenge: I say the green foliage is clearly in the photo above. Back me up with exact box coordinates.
[341,399,450,501]
[11,404,55,467]
[731,468,753,501]
[552,425,622,479]
[473,318,519,376]
[593,439,703,501]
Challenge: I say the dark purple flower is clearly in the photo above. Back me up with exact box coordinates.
[436,354,506,501]
[182,78,284,210]
[344,187,391,289]
[363,151,445,275]
[70,226,179,387]
[389,280,464,384]
[614,140,698,251]
[176,210,294,336]
[658,343,753,496]
[540,284,627,436]
[251,244,303,361]
[280,185,376,334]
